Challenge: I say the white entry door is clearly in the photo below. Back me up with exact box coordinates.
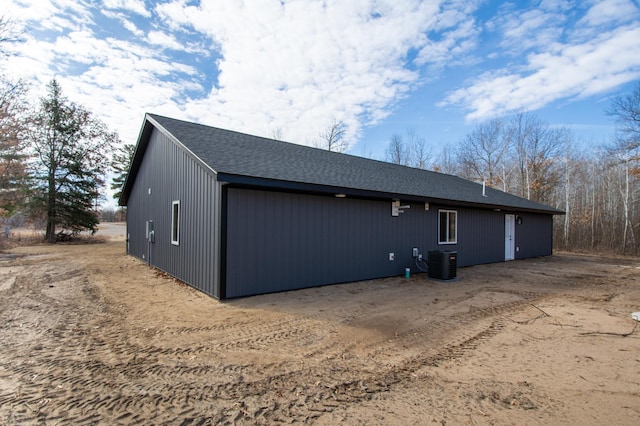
[505,214,515,261]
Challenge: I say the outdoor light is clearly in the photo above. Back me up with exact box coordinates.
[335,193,346,198]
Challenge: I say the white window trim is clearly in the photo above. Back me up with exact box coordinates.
[438,209,457,244]
[171,200,180,246]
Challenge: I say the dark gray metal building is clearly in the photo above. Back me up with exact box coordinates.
[119,114,563,299]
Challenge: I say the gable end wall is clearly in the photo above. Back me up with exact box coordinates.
[126,127,222,297]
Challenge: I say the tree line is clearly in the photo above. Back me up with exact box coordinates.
[1,77,118,242]
[381,85,640,256]
[1,17,120,242]
[2,15,638,254]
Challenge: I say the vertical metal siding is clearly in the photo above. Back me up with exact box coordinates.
[125,128,222,298]
[514,213,553,259]
[454,207,506,266]
[126,130,553,299]
[224,189,521,298]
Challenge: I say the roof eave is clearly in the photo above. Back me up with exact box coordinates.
[118,115,154,206]
[217,173,565,215]
[118,113,219,206]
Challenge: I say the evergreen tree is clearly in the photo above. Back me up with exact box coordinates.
[110,143,135,202]
[26,79,117,242]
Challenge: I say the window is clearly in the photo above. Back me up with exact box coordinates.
[171,201,180,245]
[439,210,457,244]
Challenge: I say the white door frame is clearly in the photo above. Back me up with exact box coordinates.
[505,214,515,261]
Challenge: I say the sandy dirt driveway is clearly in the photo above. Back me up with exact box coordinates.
[0,226,639,425]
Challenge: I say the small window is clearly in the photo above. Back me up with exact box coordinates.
[171,201,180,245]
[438,210,457,244]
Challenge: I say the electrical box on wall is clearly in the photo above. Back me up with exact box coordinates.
[391,200,410,217]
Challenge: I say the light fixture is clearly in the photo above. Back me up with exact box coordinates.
[335,193,346,198]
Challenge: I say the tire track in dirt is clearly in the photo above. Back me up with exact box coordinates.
[5,248,634,424]
[0,255,340,424]
[4,309,505,425]
[362,292,548,363]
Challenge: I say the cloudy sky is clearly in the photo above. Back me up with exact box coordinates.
[2,0,640,160]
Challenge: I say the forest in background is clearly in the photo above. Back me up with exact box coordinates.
[380,85,640,256]
[2,13,639,254]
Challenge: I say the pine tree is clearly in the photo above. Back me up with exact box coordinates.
[111,143,135,202]
[26,79,118,242]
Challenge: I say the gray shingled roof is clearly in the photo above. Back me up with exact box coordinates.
[121,113,563,215]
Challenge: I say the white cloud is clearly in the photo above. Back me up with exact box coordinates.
[154,0,477,147]
[3,0,89,32]
[441,1,640,122]
[146,30,182,51]
[6,0,483,149]
[3,0,206,143]
[101,10,145,37]
[486,3,567,55]
[415,18,479,68]
[102,0,150,18]
[7,0,635,157]
[442,23,640,121]
[579,0,640,27]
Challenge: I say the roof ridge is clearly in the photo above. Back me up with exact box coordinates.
[146,112,468,179]
[133,113,563,215]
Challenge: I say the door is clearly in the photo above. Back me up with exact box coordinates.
[505,214,515,261]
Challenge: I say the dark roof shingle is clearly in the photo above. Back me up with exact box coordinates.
[121,113,563,215]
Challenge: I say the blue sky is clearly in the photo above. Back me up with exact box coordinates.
[2,0,640,163]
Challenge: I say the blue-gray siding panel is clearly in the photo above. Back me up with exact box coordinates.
[515,213,553,259]
[125,128,222,297]
[123,119,557,300]
[224,189,521,298]
[455,208,506,266]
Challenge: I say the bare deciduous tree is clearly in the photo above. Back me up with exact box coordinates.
[457,118,509,188]
[0,18,29,215]
[385,133,410,165]
[432,144,459,176]
[271,127,284,141]
[318,118,348,152]
[0,16,22,58]
[605,82,640,253]
[508,112,564,204]
[385,129,432,168]
[377,84,640,255]
[406,128,432,169]
[607,82,640,151]
[0,77,29,215]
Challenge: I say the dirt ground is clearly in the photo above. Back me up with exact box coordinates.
[1,223,639,425]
